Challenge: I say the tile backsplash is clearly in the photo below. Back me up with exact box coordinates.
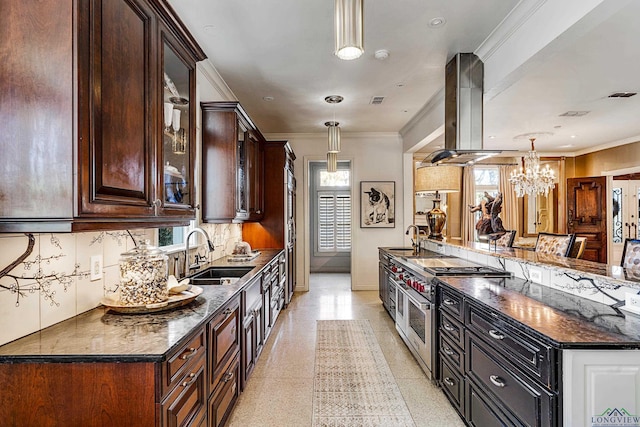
[0,223,242,346]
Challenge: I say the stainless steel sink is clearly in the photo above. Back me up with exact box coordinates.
[189,266,253,285]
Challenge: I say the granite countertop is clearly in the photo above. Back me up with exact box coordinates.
[0,249,283,363]
[440,276,640,349]
[428,238,640,288]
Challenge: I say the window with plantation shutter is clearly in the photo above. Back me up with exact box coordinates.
[318,191,351,252]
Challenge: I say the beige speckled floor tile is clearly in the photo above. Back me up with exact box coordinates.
[396,378,466,427]
[228,273,461,426]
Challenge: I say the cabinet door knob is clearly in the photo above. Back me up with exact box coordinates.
[181,372,197,387]
[180,347,197,360]
[223,371,234,383]
[443,323,455,332]
[489,375,506,388]
[488,329,505,340]
[443,346,455,356]
[443,377,455,387]
[443,299,456,306]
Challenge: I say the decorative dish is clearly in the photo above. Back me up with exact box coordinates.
[101,286,203,314]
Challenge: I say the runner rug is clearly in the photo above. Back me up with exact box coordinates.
[312,320,416,427]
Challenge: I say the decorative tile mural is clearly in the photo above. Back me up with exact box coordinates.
[0,224,242,346]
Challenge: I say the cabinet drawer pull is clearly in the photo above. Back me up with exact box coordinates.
[443,377,455,387]
[488,329,505,340]
[443,346,455,356]
[223,308,233,316]
[180,347,197,360]
[223,371,234,383]
[443,299,456,306]
[489,375,506,388]
[181,373,197,387]
[443,323,456,332]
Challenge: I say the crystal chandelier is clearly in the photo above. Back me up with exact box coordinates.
[509,138,555,197]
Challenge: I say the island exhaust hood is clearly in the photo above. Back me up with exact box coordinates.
[421,53,503,166]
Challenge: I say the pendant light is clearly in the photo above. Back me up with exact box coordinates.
[335,0,364,60]
[324,95,343,153]
[325,121,340,153]
[327,152,338,173]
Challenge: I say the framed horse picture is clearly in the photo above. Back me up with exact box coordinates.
[360,181,395,228]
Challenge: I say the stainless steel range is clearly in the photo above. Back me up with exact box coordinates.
[391,256,510,380]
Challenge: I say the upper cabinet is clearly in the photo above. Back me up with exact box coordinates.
[201,102,265,223]
[0,0,205,232]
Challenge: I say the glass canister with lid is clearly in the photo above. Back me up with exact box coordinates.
[118,240,169,305]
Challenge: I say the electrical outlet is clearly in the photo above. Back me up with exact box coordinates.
[626,293,640,309]
[90,255,103,281]
[529,267,543,284]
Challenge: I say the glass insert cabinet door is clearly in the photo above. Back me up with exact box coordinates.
[162,41,192,206]
[611,180,640,264]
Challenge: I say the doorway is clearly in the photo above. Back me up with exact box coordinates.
[309,161,352,283]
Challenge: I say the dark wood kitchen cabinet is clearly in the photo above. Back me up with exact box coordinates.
[436,282,560,427]
[0,0,205,232]
[200,102,265,223]
[208,296,241,427]
[243,141,297,305]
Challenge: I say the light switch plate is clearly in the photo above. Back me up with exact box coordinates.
[529,267,543,284]
[90,255,103,281]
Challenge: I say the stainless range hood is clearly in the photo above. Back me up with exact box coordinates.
[421,53,503,166]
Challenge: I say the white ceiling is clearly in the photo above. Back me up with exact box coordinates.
[170,0,640,156]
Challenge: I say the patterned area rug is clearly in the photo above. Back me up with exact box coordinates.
[313,320,416,427]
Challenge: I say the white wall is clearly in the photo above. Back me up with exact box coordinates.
[266,132,406,291]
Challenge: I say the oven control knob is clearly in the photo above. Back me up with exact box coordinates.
[392,266,397,273]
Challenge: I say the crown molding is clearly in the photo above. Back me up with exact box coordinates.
[474,0,547,62]
[264,132,401,142]
[197,60,237,101]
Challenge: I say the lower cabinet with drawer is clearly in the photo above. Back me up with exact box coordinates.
[436,283,560,427]
[208,295,241,426]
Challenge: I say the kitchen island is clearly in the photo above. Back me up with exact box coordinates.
[379,244,640,426]
[0,249,284,427]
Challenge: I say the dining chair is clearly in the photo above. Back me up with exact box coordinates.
[495,230,517,248]
[568,237,587,259]
[534,232,576,257]
[621,238,640,268]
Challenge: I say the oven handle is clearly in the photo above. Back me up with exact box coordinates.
[404,289,431,311]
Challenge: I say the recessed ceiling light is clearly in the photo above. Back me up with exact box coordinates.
[374,49,390,60]
[489,135,496,139]
[554,125,562,129]
[559,144,574,148]
[428,17,446,28]
[570,135,576,138]
[396,83,405,88]
[402,110,409,113]
[203,25,215,34]
[262,96,274,102]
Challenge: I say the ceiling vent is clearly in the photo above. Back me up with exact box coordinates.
[608,92,637,98]
[559,111,590,117]
[370,96,384,105]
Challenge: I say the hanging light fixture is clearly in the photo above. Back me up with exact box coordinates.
[509,138,556,197]
[324,95,343,154]
[335,0,364,60]
[327,152,338,173]
[325,121,341,153]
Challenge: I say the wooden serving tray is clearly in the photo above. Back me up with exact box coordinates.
[101,286,203,314]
